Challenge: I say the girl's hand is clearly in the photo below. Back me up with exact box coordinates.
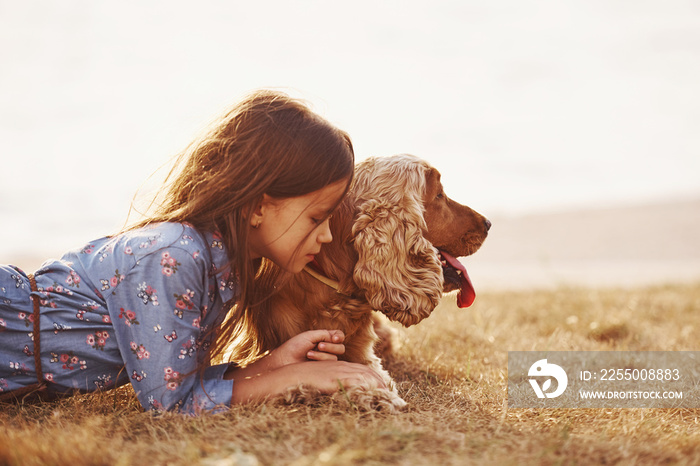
[226,329,347,384]
[275,360,388,394]
[226,329,389,404]
[269,329,346,369]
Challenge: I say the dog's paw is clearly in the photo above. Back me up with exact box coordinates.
[274,384,408,413]
[340,386,407,413]
[276,384,324,406]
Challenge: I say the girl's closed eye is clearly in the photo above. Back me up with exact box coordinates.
[311,213,333,226]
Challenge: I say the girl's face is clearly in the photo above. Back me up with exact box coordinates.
[248,179,348,273]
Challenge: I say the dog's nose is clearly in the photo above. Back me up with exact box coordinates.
[484,218,492,232]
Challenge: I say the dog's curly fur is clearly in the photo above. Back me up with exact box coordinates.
[228,154,489,410]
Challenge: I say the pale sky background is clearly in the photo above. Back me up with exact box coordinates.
[1,0,699,264]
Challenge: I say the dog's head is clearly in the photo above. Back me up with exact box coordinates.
[351,154,489,326]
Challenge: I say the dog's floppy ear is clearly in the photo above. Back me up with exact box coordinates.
[351,156,444,327]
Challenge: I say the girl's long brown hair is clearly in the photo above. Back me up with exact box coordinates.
[132,89,354,360]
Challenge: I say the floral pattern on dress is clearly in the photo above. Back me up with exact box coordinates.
[0,223,236,414]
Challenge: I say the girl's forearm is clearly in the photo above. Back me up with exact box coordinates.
[226,359,387,404]
[226,364,300,404]
[224,353,275,381]
[224,356,278,403]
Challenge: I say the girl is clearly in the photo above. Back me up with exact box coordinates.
[0,90,385,414]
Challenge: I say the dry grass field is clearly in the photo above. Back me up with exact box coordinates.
[1,281,699,466]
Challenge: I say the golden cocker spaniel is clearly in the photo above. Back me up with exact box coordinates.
[233,154,490,410]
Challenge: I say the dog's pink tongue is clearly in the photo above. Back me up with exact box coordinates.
[440,250,476,308]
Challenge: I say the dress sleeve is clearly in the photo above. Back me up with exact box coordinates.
[105,245,233,414]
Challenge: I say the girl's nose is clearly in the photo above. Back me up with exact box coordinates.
[318,218,333,243]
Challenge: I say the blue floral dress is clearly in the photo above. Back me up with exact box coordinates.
[0,222,237,414]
